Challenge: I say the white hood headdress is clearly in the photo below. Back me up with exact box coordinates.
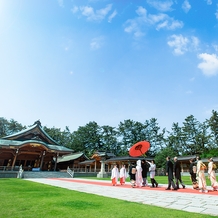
[136,160,141,167]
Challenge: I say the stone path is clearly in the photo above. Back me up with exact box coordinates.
[25,178,218,217]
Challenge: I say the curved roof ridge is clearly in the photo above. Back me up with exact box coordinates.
[2,122,59,145]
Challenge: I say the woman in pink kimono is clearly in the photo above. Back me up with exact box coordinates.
[135,160,143,187]
[208,158,218,191]
[197,158,208,193]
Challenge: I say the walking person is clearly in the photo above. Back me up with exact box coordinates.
[173,157,185,189]
[146,160,158,188]
[189,158,198,189]
[129,162,136,188]
[165,156,177,190]
[197,157,208,193]
[111,164,119,186]
[189,158,197,183]
[135,160,143,187]
[208,157,218,191]
[119,165,127,185]
[141,159,149,186]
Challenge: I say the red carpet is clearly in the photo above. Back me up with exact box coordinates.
[50,178,218,196]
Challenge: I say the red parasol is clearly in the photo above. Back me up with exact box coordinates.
[129,141,150,157]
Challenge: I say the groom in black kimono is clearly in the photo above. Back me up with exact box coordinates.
[165,156,177,190]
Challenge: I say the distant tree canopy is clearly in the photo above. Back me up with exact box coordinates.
[1,110,218,167]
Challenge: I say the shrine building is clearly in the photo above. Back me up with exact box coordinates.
[0,121,73,172]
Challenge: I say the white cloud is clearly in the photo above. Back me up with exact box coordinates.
[90,36,104,50]
[71,6,79,14]
[215,4,218,19]
[213,43,218,52]
[136,6,147,16]
[167,34,199,55]
[182,0,191,13]
[191,36,200,50]
[167,34,189,55]
[124,6,183,38]
[57,0,64,7]
[146,0,174,12]
[156,17,183,30]
[108,10,117,23]
[198,53,218,76]
[205,0,212,5]
[80,4,112,22]
[148,13,167,24]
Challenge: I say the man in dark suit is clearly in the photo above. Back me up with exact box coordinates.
[173,157,185,189]
[165,156,177,190]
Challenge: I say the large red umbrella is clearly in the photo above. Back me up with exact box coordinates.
[129,141,150,157]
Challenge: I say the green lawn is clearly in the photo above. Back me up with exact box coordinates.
[0,178,214,218]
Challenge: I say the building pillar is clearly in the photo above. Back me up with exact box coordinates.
[54,153,59,171]
[39,151,46,171]
[94,160,96,172]
[97,160,108,178]
[11,149,19,170]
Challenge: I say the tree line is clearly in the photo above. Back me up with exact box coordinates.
[1,110,218,168]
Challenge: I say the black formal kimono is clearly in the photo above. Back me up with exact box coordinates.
[174,160,185,188]
[189,162,197,183]
[166,160,176,190]
[129,164,136,181]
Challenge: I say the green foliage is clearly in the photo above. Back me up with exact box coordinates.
[117,118,165,157]
[206,110,218,146]
[154,147,177,168]
[0,117,25,137]
[201,148,218,158]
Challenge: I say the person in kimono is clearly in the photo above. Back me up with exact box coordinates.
[135,160,143,187]
[208,157,218,191]
[189,158,198,189]
[141,159,149,186]
[146,160,158,188]
[111,164,119,186]
[119,165,127,185]
[165,156,177,190]
[129,162,136,188]
[197,157,208,193]
[173,157,185,189]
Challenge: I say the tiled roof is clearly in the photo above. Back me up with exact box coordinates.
[0,139,73,152]
[78,160,95,165]
[57,152,88,163]
[2,123,58,145]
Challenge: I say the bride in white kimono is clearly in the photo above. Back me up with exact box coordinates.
[135,160,143,187]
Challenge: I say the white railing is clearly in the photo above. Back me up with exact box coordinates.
[67,167,74,178]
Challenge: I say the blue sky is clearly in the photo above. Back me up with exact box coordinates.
[1,0,218,132]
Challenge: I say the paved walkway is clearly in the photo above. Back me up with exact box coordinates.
[25,178,218,217]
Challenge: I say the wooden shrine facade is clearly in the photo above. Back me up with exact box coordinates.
[0,121,73,171]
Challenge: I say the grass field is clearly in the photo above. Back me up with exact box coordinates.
[0,178,215,218]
